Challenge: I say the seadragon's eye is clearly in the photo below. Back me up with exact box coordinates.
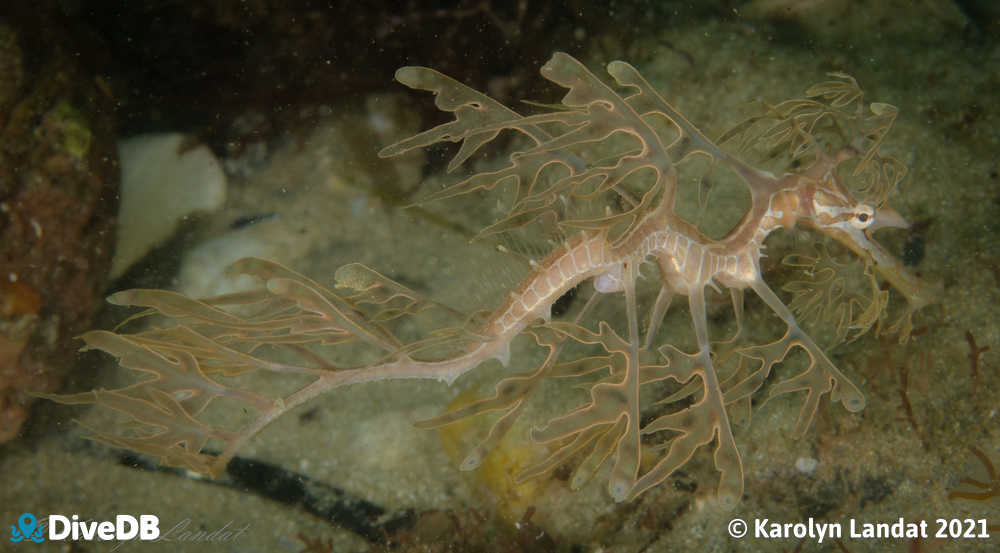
[850,204,875,229]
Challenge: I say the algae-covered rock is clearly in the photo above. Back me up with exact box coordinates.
[0,18,118,443]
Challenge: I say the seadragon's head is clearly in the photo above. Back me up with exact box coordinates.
[802,167,908,244]
[782,152,936,340]
[720,71,936,340]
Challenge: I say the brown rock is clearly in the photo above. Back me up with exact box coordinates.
[0,18,118,443]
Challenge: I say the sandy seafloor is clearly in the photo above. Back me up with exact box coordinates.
[3,4,999,553]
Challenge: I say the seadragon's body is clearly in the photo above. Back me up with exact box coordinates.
[47,53,934,507]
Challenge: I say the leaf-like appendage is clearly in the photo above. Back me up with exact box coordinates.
[782,246,889,344]
[45,258,464,477]
[380,52,763,244]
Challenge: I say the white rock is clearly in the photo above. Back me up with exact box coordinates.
[111,133,226,278]
[795,456,819,474]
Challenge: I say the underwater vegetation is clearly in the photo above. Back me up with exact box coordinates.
[43,52,933,509]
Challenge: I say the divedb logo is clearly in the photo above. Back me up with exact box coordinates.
[10,512,159,544]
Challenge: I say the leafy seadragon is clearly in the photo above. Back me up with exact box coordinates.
[44,53,934,507]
